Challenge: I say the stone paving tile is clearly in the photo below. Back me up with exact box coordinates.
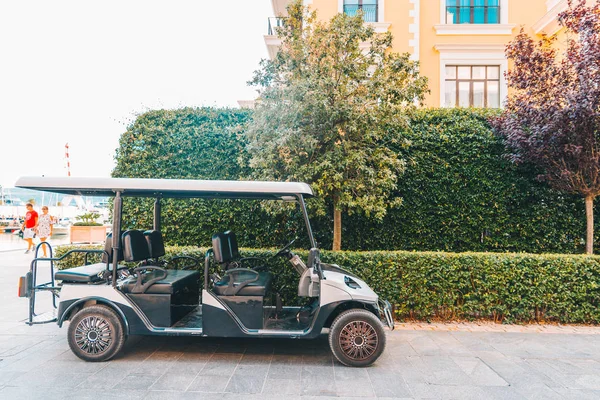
[224,373,267,394]
[149,372,197,391]
[4,368,89,388]
[145,392,226,400]
[187,375,230,393]
[165,359,209,374]
[408,382,491,400]
[511,383,565,400]
[199,353,243,376]
[450,356,509,386]
[553,387,600,400]
[0,386,147,400]
[0,370,26,386]
[367,370,414,398]
[78,368,132,390]
[574,374,600,390]
[113,373,163,390]
[262,377,302,395]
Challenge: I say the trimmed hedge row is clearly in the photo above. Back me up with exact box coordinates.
[55,245,600,324]
[112,107,595,253]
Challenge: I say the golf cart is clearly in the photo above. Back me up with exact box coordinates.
[17,176,394,367]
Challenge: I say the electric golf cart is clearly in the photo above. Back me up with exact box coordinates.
[17,176,394,367]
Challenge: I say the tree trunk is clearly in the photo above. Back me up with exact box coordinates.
[333,193,342,251]
[585,194,595,255]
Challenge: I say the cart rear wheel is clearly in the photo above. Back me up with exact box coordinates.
[67,305,126,362]
[329,309,386,367]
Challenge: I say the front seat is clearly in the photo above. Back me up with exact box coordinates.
[211,232,272,296]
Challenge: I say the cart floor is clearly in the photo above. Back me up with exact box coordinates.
[172,306,203,329]
[263,307,309,331]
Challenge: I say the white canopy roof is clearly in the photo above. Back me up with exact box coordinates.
[15,176,314,200]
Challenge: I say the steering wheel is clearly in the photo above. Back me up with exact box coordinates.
[275,238,296,258]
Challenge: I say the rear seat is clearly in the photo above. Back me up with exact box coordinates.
[55,232,126,283]
[120,269,199,294]
[55,263,119,283]
[120,229,200,327]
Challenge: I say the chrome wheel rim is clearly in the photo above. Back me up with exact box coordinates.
[74,315,112,355]
[339,320,378,361]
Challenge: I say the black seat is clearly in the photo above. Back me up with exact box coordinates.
[120,269,200,294]
[211,232,272,296]
[56,232,126,283]
[144,230,166,259]
[101,232,124,264]
[122,230,152,262]
[212,232,233,268]
[121,230,200,295]
[212,231,265,271]
[55,263,123,283]
[213,269,273,296]
[224,230,266,270]
[144,230,199,270]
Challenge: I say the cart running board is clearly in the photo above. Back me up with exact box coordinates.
[27,309,58,325]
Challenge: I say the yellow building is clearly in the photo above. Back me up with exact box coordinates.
[265,0,572,108]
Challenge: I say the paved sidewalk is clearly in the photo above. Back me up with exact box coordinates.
[1,249,600,399]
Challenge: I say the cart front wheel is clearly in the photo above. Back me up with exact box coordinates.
[67,304,126,362]
[329,308,386,367]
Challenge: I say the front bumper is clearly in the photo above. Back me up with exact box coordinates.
[378,299,394,330]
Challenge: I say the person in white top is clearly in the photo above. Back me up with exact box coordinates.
[35,206,54,257]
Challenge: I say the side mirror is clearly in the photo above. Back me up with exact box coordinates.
[307,248,320,269]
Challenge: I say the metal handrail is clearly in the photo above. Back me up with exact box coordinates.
[26,246,107,325]
[343,4,378,23]
[445,5,500,24]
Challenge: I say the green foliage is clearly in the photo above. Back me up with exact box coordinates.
[113,107,251,180]
[74,212,102,226]
[111,107,286,247]
[339,108,591,253]
[54,244,600,324]
[54,245,105,269]
[111,105,595,253]
[247,1,428,249]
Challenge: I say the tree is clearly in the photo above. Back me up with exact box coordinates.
[247,1,428,250]
[493,0,600,254]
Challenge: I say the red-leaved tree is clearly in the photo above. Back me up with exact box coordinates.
[493,0,600,254]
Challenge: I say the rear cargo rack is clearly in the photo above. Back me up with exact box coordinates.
[21,243,105,325]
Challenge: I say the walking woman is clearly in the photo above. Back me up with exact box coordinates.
[36,206,54,257]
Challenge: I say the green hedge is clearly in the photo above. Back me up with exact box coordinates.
[111,107,595,253]
[341,108,590,253]
[54,245,600,324]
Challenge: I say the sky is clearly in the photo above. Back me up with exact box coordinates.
[0,0,272,188]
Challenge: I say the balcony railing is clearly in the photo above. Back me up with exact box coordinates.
[446,5,500,24]
[267,17,286,35]
[343,4,378,23]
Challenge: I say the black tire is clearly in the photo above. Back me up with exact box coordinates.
[67,304,126,362]
[329,308,386,367]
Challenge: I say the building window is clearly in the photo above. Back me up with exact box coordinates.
[344,0,378,22]
[444,65,500,108]
[446,0,500,24]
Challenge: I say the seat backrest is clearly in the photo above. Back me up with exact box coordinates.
[144,230,166,258]
[122,230,151,262]
[212,232,233,264]
[101,232,124,264]
[224,230,240,259]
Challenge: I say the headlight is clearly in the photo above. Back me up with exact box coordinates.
[344,275,361,289]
